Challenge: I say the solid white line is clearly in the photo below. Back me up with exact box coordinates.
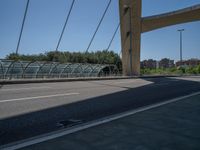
[149,83,169,86]
[0,93,80,103]
[0,86,52,92]
[114,80,153,85]
[1,91,200,150]
[114,80,141,84]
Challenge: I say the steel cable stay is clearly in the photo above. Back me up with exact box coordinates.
[53,0,76,62]
[110,23,121,75]
[100,23,120,65]
[106,23,120,51]
[55,0,76,52]
[16,0,30,55]
[98,23,121,76]
[88,1,120,75]
[85,0,112,53]
[89,2,121,76]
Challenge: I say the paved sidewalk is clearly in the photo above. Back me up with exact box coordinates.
[22,94,200,150]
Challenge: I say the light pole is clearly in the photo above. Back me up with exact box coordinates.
[177,29,184,65]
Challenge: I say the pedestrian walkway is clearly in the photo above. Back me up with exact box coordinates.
[22,94,200,150]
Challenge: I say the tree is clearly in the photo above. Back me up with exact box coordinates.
[5,50,122,68]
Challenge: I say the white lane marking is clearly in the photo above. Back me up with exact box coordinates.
[168,77,200,82]
[0,86,52,92]
[114,80,139,84]
[152,83,169,86]
[2,91,200,150]
[115,80,152,84]
[0,93,80,103]
[91,79,141,85]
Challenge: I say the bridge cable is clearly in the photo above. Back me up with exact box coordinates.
[16,0,30,55]
[106,23,120,51]
[100,23,120,64]
[85,0,112,53]
[101,23,121,75]
[55,0,76,51]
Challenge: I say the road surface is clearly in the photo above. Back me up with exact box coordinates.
[0,76,200,145]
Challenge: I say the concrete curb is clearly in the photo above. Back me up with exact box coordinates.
[0,75,184,85]
[0,76,132,85]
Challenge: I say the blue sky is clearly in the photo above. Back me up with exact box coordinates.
[0,0,200,61]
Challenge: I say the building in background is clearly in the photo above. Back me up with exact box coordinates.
[141,59,157,69]
[176,58,200,67]
[141,58,175,69]
[159,58,175,68]
[141,58,200,69]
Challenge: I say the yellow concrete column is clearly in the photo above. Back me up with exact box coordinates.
[119,0,141,76]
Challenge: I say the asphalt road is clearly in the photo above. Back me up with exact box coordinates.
[0,76,200,146]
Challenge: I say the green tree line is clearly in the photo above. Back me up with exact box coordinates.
[6,50,122,70]
[141,66,200,75]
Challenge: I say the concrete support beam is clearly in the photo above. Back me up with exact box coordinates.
[142,4,200,33]
[119,0,141,76]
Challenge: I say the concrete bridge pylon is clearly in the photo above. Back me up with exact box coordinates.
[119,0,200,76]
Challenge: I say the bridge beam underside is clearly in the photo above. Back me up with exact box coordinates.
[142,5,200,33]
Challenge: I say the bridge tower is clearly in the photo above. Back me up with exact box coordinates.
[119,0,141,76]
[119,0,200,76]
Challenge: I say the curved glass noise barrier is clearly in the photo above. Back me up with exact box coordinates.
[0,60,119,79]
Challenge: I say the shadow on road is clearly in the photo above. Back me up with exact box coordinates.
[0,77,200,145]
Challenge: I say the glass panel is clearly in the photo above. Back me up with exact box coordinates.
[60,64,73,78]
[37,63,52,78]
[24,62,41,78]
[0,60,4,79]
[4,61,24,79]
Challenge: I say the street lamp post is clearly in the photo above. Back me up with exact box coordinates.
[177,29,184,65]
